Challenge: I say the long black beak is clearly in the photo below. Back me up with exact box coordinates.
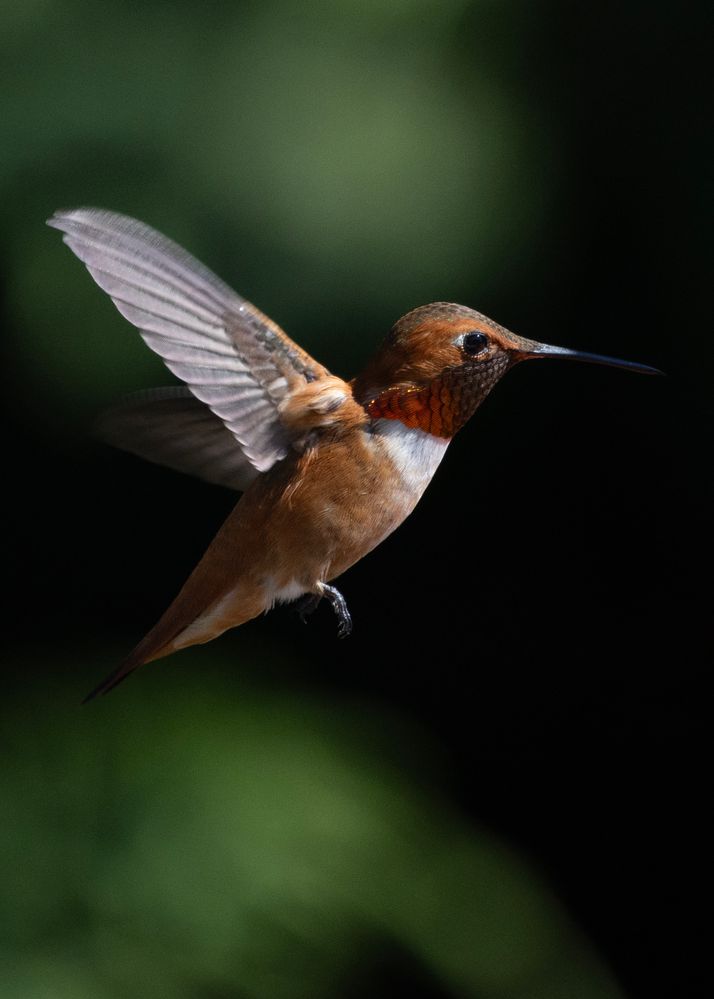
[518,342,662,376]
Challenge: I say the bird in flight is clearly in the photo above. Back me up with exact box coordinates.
[48,209,660,700]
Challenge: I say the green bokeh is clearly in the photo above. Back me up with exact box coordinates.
[1,1,649,995]
[2,645,623,999]
[2,0,552,423]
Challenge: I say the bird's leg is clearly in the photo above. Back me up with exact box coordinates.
[319,583,353,638]
[294,592,322,624]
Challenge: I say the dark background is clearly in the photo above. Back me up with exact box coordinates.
[2,2,710,997]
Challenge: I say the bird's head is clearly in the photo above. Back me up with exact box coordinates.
[355,302,660,438]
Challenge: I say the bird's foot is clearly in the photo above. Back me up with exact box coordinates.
[294,593,322,624]
[320,583,353,638]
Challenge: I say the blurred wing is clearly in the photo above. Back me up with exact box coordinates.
[95,387,259,492]
[48,208,329,473]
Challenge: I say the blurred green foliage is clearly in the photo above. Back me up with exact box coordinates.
[1,1,642,995]
[2,0,551,425]
[2,646,623,999]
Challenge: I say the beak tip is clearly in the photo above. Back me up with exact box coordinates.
[522,343,663,377]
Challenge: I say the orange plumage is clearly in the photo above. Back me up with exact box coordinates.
[47,209,660,699]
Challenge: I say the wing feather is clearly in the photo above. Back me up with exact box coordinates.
[95,388,260,492]
[48,208,329,473]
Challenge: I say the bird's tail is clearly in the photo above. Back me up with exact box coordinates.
[82,577,266,703]
[81,616,185,703]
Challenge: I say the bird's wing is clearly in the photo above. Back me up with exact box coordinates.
[95,387,259,492]
[48,208,330,473]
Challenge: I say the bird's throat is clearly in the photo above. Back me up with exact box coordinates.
[365,360,508,438]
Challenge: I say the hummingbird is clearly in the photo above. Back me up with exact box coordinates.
[48,209,660,700]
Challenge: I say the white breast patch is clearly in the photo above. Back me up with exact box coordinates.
[375,419,449,502]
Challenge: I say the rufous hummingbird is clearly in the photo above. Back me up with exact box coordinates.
[48,209,660,700]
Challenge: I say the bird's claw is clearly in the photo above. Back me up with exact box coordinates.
[294,585,352,637]
[321,584,353,639]
[337,617,352,639]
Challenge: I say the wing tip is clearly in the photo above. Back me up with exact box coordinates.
[46,206,85,227]
[47,206,125,234]
[46,209,72,232]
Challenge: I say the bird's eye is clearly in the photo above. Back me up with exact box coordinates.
[462,331,489,356]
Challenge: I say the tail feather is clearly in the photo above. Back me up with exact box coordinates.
[82,573,224,703]
[81,502,269,702]
[81,658,143,703]
[81,618,186,703]
[82,574,267,703]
